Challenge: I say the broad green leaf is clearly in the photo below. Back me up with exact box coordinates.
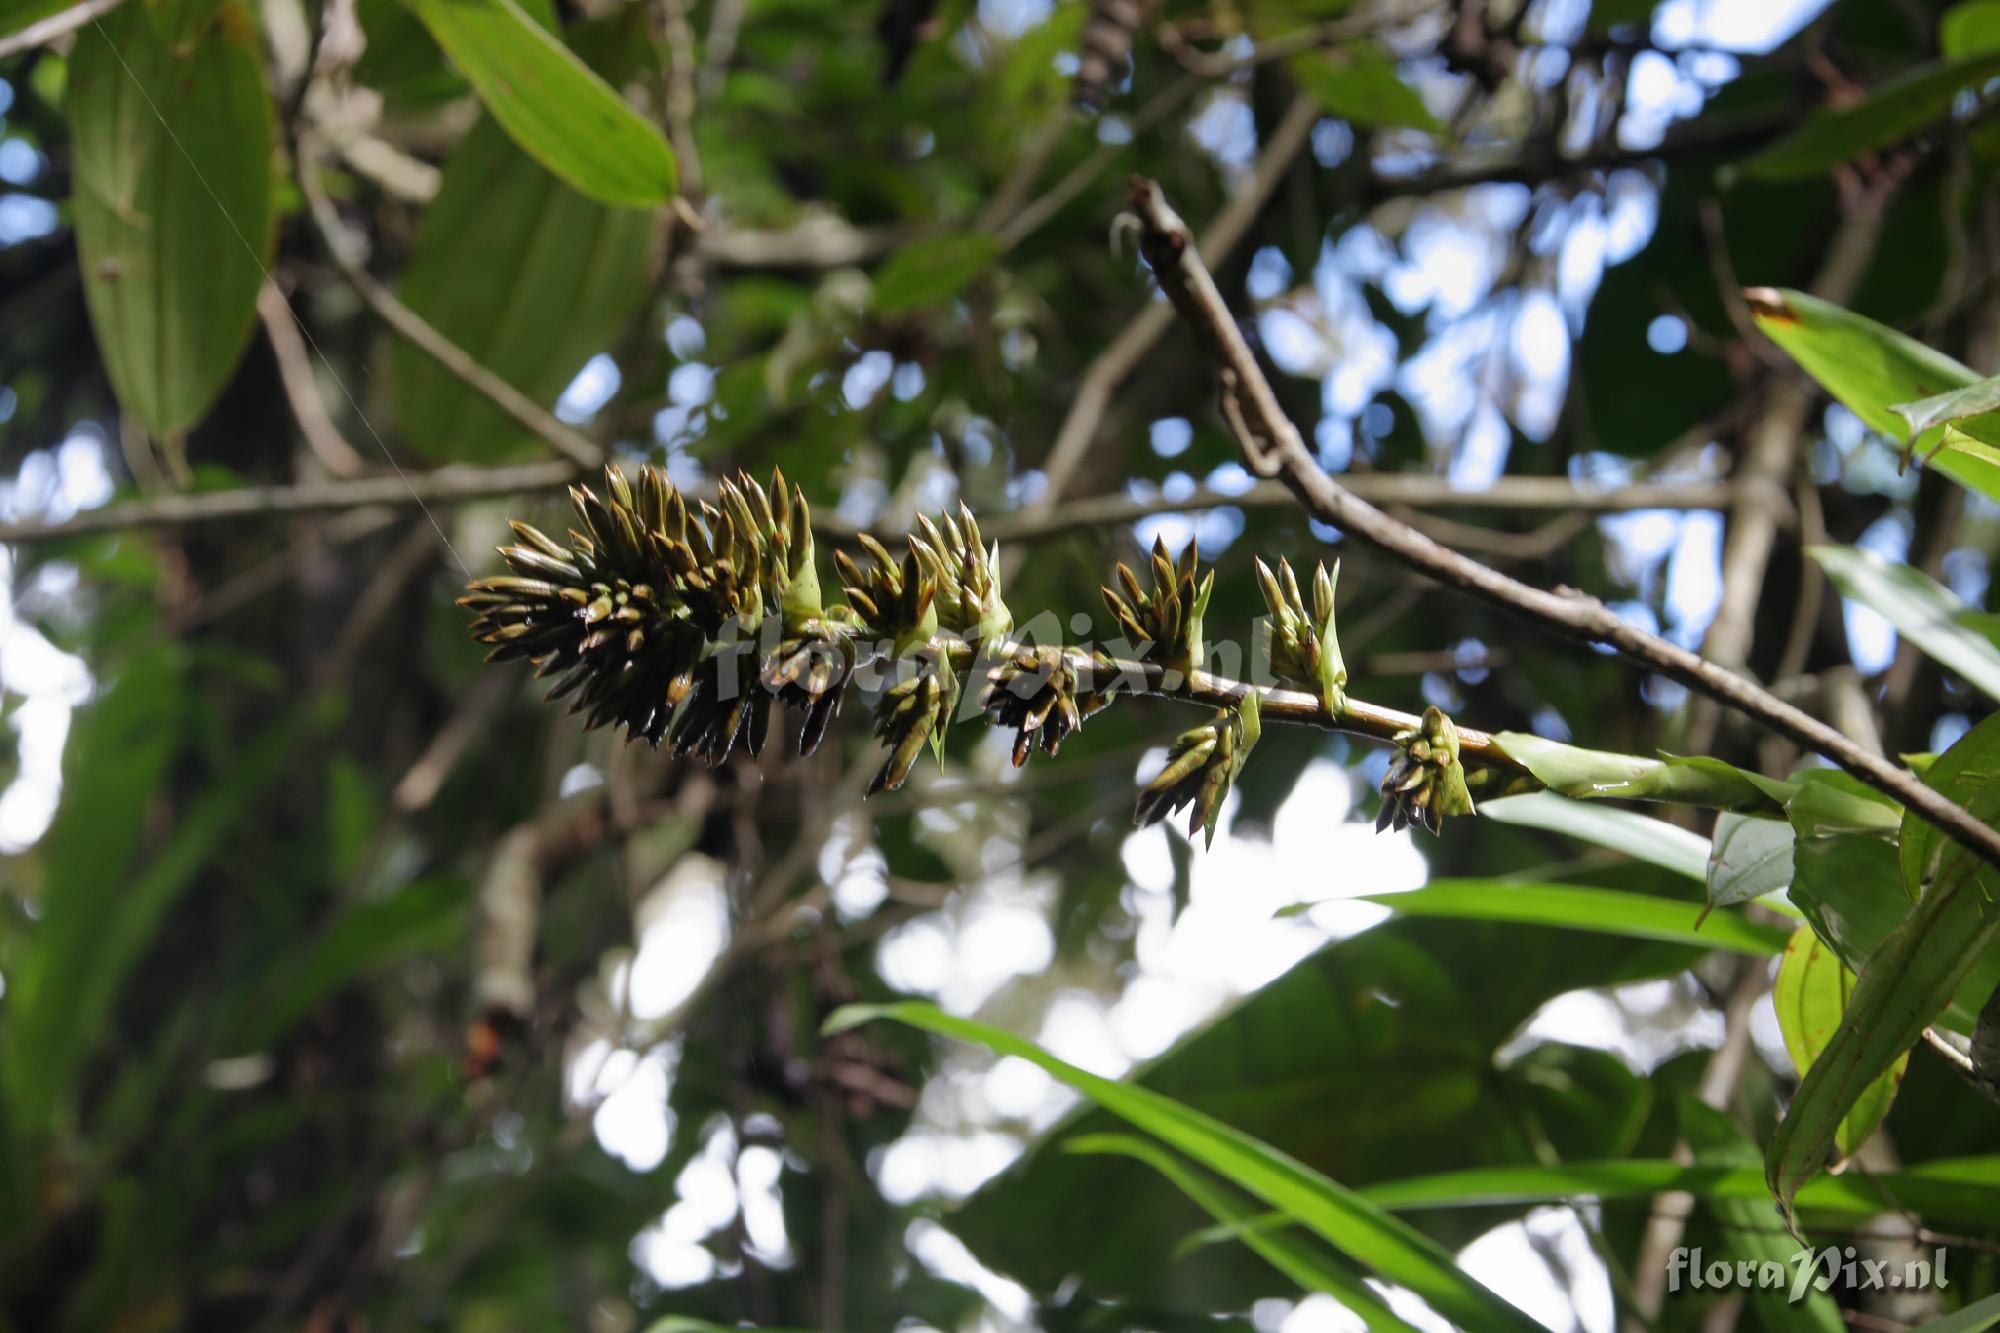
[1767,713,2000,1230]
[826,1002,1543,1332]
[1707,813,1795,909]
[1747,288,2000,503]
[1494,732,1789,812]
[1740,53,2000,181]
[392,20,656,461]
[872,233,1005,316]
[1810,545,2000,700]
[406,0,676,207]
[1942,1,2000,57]
[1352,880,1788,955]
[1064,1135,1422,1332]
[1358,1157,2000,1228]
[1774,926,1909,1159]
[67,1,274,438]
[1289,42,1440,133]
[1679,1099,1844,1333]
[1480,791,1708,881]
[1786,769,1902,838]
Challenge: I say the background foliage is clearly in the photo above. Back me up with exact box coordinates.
[2,0,2000,1328]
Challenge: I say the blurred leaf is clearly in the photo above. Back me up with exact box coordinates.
[67,1,274,437]
[1586,0,1657,34]
[1768,713,2000,1230]
[1774,926,1910,1160]
[407,0,676,206]
[1739,53,2000,181]
[6,683,306,1137]
[1349,880,1788,955]
[392,20,656,461]
[1748,288,2000,502]
[1941,0,2000,56]
[1481,791,1709,880]
[827,1001,1543,1331]
[1289,43,1440,132]
[1065,1135,1422,1331]
[1912,1291,2000,1332]
[1706,813,1794,910]
[872,232,1004,316]
[1811,545,2000,699]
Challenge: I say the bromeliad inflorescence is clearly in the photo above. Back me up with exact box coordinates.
[463,464,1494,839]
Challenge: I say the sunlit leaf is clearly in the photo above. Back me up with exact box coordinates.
[1494,732,1790,812]
[1289,42,1440,133]
[1747,288,2000,502]
[407,0,676,206]
[1774,926,1910,1159]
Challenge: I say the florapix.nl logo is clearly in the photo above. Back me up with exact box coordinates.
[1668,1245,1949,1304]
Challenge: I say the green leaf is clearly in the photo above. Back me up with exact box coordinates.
[871,232,1005,316]
[406,0,676,207]
[1942,1,2000,58]
[1774,926,1910,1160]
[67,1,275,438]
[1786,769,1903,838]
[1064,1135,1423,1332]
[1289,42,1440,133]
[1767,713,2000,1231]
[1357,1156,2000,1227]
[1707,813,1795,909]
[826,1002,1542,1332]
[1739,53,2000,181]
[1351,880,1789,956]
[1747,288,2000,503]
[1811,545,2000,700]
[1493,732,1790,812]
[1678,1099,1845,1333]
[1912,1291,2000,1333]
[1480,790,1709,881]
[391,20,656,461]
[5,685,308,1136]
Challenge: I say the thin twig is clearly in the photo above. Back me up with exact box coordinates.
[0,0,127,59]
[259,282,368,478]
[298,161,604,469]
[1128,175,2000,874]
[0,471,1739,545]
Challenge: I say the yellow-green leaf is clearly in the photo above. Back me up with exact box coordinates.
[68,1,275,438]
[407,0,676,207]
[1747,288,2000,503]
[1774,926,1910,1160]
[1739,53,2000,181]
[1289,42,1440,133]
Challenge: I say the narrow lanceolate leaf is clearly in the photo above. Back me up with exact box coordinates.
[1707,813,1795,910]
[1739,52,2000,181]
[1357,1156,2000,1228]
[1481,790,1710,881]
[1494,732,1790,813]
[1774,926,1909,1161]
[1766,712,2000,1233]
[825,1002,1542,1333]
[1747,288,2000,504]
[408,0,676,206]
[1064,1135,1422,1333]
[68,2,274,438]
[1345,880,1788,956]
[392,89,655,460]
[1811,546,2000,701]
